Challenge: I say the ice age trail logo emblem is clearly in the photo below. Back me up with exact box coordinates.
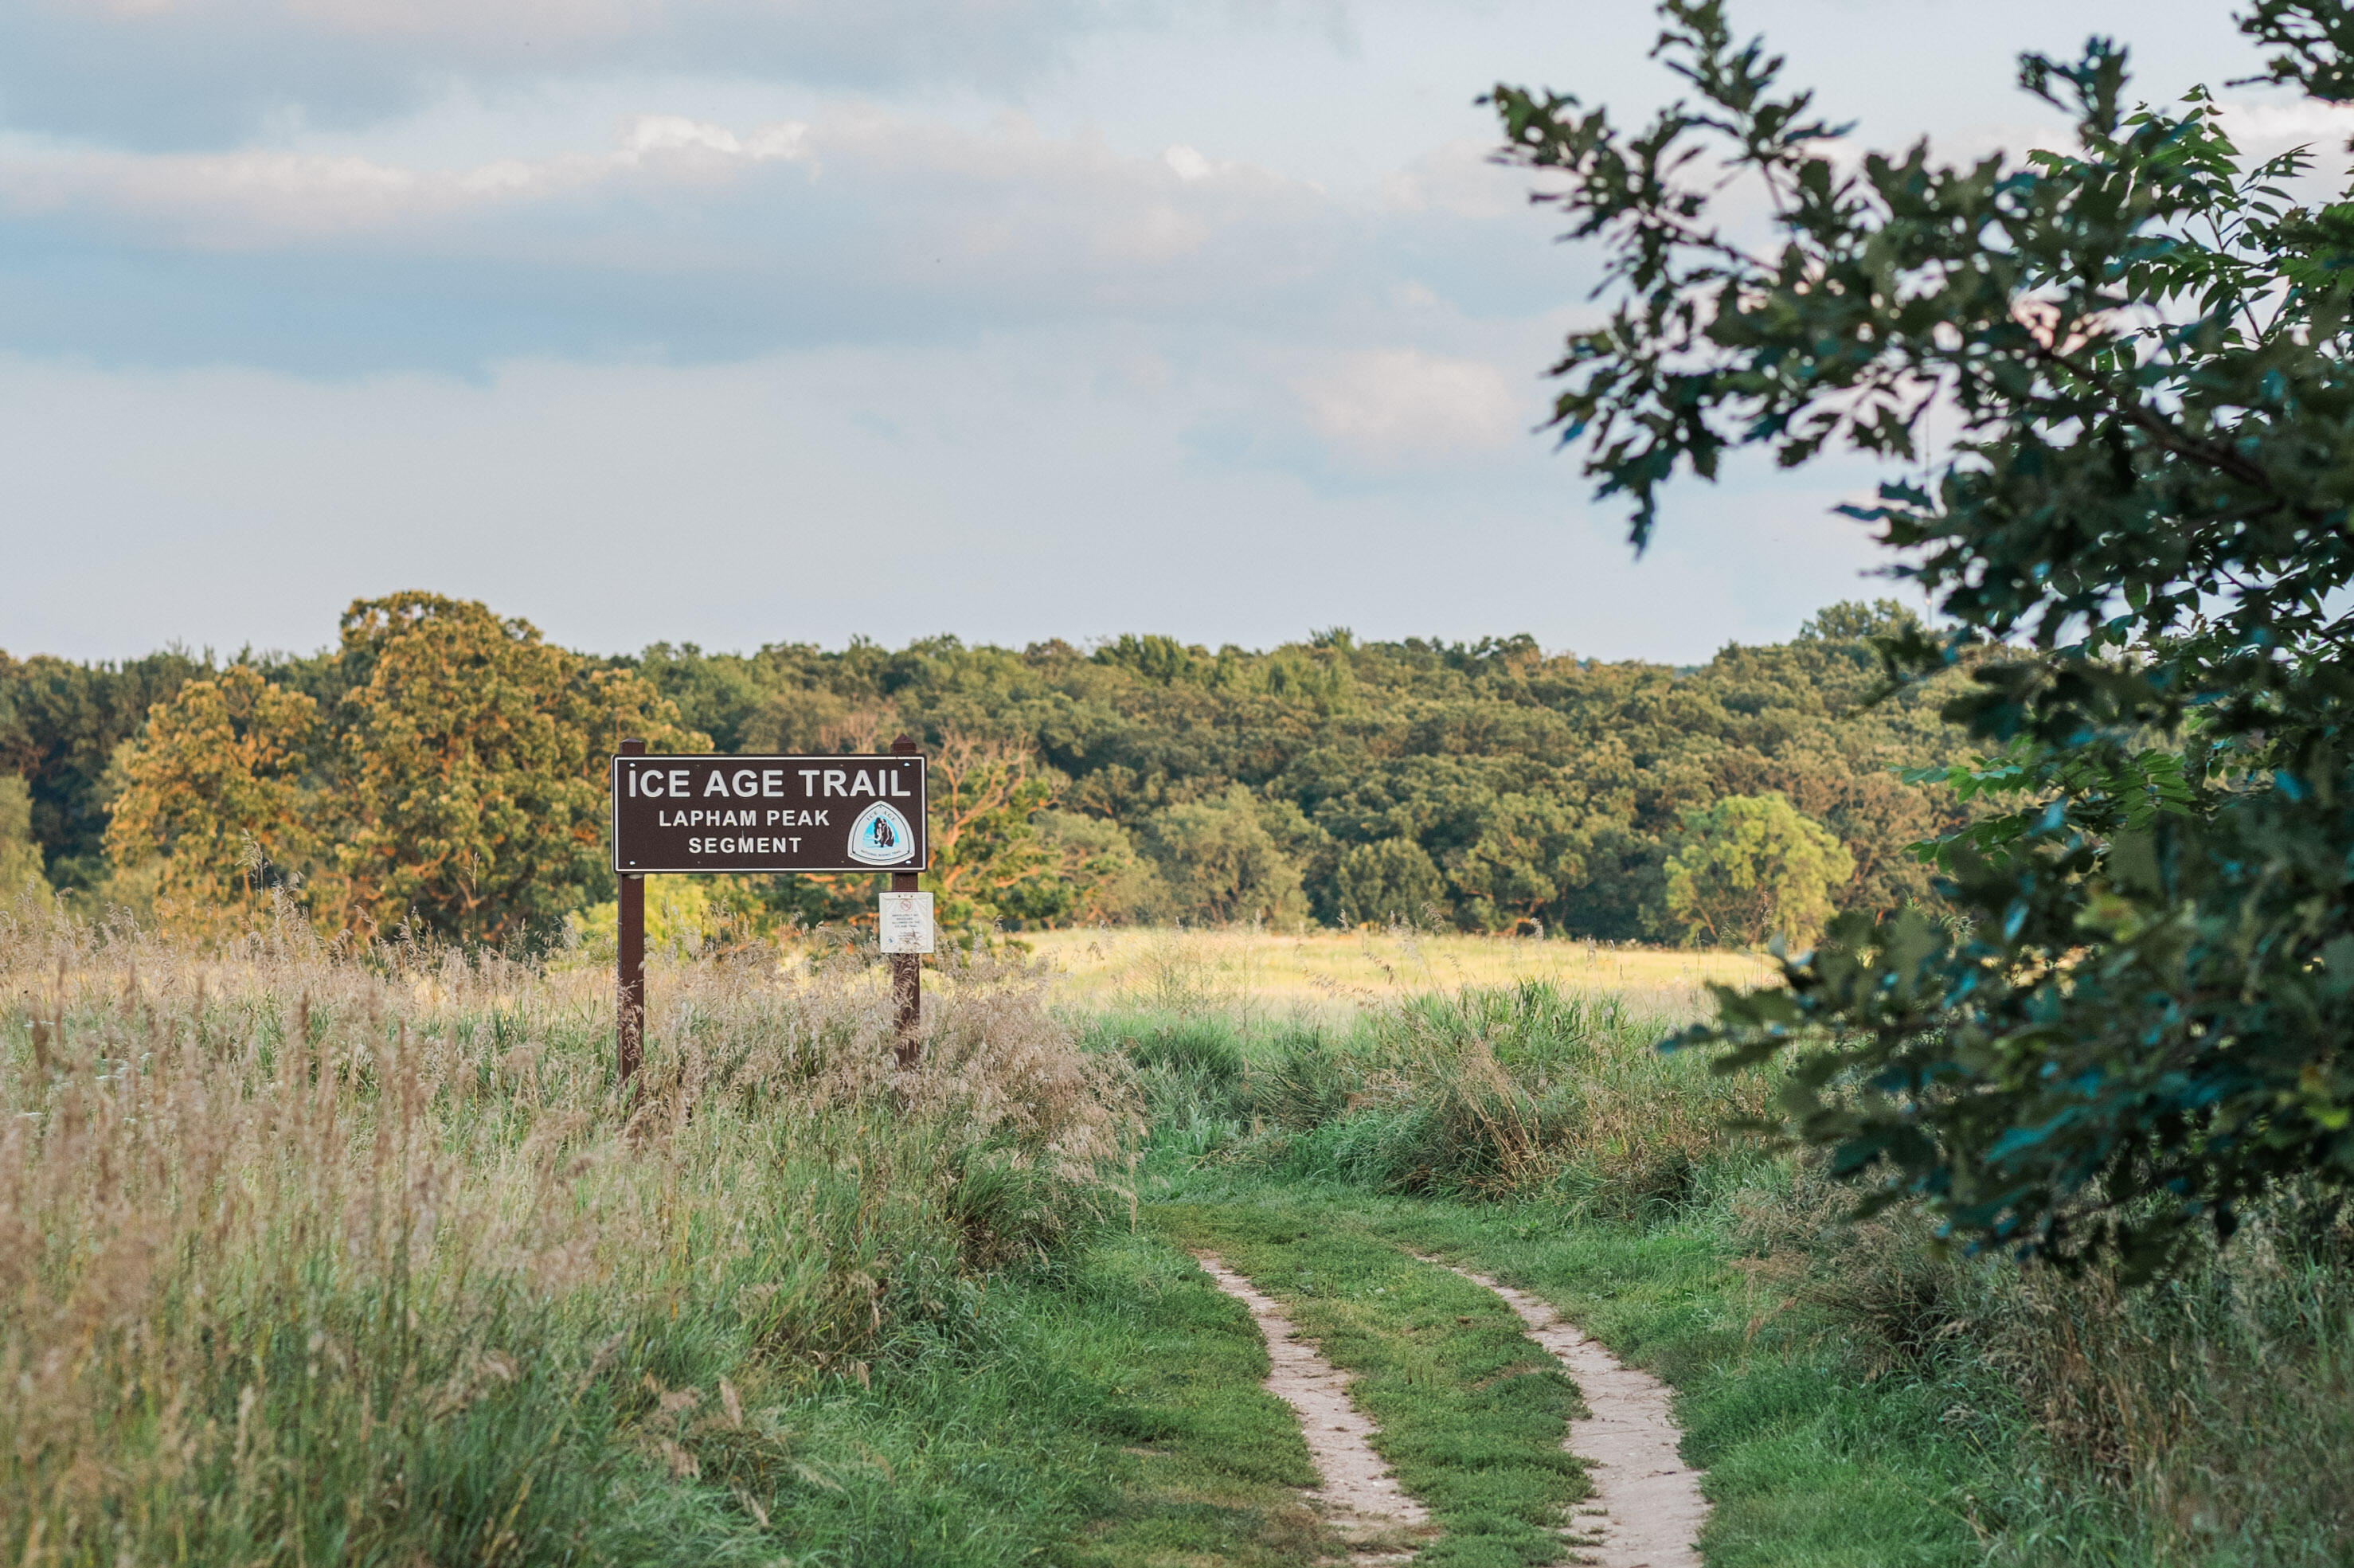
[847,802,916,866]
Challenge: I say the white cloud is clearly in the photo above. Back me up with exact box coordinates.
[0,108,1281,254]
[1295,349,1525,467]
[1378,137,1523,219]
[0,103,1383,349]
[0,119,826,247]
[1163,143,1213,181]
[616,114,812,160]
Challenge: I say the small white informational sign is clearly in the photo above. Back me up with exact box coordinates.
[878,891,935,954]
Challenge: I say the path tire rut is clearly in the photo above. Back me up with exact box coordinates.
[1433,1260,1707,1568]
[1193,1252,1428,1559]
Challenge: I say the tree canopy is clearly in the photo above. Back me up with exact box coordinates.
[101,594,699,945]
[105,667,317,938]
[620,601,1965,940]
[1492,0,2354,1268]
[1660,792,1853,948]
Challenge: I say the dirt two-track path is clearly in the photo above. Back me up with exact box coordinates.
[1195,1248,1706,1566]
[1436,1261,1707,1568]
[1193,1253,1428,1555]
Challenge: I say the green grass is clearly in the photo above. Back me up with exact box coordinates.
[1351,1198,1990,1568]
[770,1168,1990,1568]
[710,1169,1991,1568]
[1083,995,1991,1564]
[1050,1233,1332,1567]
[655,1231,1339,1568]
[424,1225,1351,1568]
[674,987,2354,1567]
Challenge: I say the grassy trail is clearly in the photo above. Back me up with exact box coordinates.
[981,1171,1990,1567]
[17,931,2339,1568]
[1081,1178,1987,1568]
[4,935,1840,1568]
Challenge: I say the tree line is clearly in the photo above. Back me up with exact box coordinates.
[0,590,1970,948]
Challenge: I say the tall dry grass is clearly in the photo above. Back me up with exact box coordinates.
[1099,979,1771,1215]
[1030,924,1771,1026]
[0,897,1134,1566]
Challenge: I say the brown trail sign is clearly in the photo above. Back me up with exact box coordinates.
[611,737,932,1082]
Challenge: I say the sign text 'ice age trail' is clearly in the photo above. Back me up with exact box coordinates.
[610,754,929,874]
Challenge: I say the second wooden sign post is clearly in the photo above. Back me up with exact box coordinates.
[882,733,926,1068]
[609,734,934,1083]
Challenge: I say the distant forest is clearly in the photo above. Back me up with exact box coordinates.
[0,593,1972,948]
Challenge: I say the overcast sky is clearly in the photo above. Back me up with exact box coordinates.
[0,0,2307,663]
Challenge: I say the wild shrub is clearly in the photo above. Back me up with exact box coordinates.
[1248,1026,1355,1132]
[1104,1015,1247,1087]
[1353,982,1765,1211]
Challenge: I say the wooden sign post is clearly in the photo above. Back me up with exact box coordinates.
[617,737,647,1084]
[887,733,923,1069]
[609,735,932,1085]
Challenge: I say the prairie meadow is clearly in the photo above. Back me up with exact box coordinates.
[7,896,2347,1566]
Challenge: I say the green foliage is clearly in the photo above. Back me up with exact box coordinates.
[1094,632,1206,686]
[14,596,1970,943]
[568,874,790,960]
[0,647,205,891]
[0,776,48,897]
[103,594,703,945]
[1660,792,1853,948]
[330,593,705,943]
[607,606,1965,939]
[922,733,1065,930]
[1140,787,1308,927]
[104,666,319,936]
[1442,795,1584,936]
[1333,836,1445,926]
[1495,0,2354,1265]
[1033,811,1171,925]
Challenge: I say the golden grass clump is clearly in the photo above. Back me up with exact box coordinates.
[0,897,1136,1566]
[1318,980,1774,1210]
[1109,976,1772,1215]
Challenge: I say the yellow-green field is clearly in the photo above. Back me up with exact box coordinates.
[1020,927,1776,1024]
